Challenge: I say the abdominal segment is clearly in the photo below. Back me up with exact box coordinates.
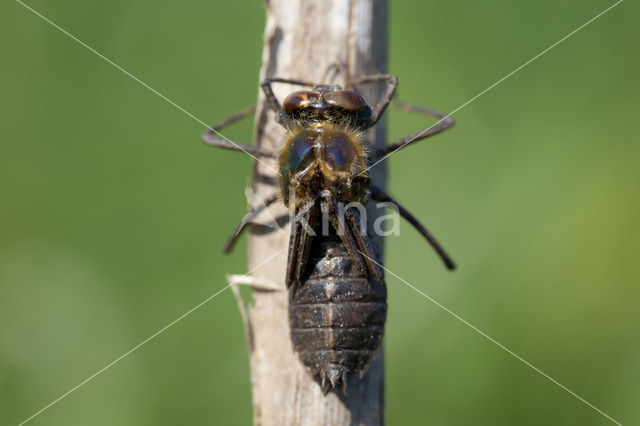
[288,237,387,394]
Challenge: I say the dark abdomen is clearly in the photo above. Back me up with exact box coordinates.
[289,236,387,393]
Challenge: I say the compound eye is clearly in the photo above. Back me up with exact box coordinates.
[324,90,368,113]
[319,130,357,172]
[284,130,317,174]
[282,90,321,115]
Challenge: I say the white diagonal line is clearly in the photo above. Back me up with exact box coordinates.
[17,250,283,426]
[364,0,624,174]
[15,0,279,175]
[359,251,623,426]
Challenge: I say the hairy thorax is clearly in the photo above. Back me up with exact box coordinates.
[279,121,370,208]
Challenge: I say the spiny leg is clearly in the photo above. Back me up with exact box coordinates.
[348,73,398,125]
[202,105,274,157]
[371,100,454,161]
[370,185,456,270]
[222,192,280,253]
[344,206,383,281]
[260,77,319,112]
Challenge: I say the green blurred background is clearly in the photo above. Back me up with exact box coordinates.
[1,0,638,424]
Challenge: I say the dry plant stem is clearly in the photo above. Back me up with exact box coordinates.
[245,1,388,425]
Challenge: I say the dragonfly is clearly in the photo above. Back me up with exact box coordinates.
[203,73,456,393]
